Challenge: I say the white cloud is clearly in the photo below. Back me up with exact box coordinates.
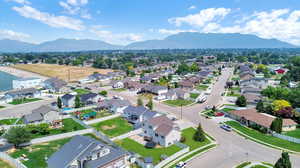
[0,29,30,40]
[158,29,197,35]
[188,5,196,10]
[12,5,85,31]
[7,0,30,5]
[59,0,91,19]
[90,28,143,45]
[168,8,231,27]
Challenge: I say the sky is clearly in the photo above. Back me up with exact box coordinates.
[0,0,300,46]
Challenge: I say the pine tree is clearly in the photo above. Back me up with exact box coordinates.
[75,95,81,108]
[256,100,264,112]
[270,117,283,133]
[274,152,292,168]
[193,123,206,142]
[137,98,143,106]
[236,95,247,107]
[146,98,153,110]
[57,96,62,109]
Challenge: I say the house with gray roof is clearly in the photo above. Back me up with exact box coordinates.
[61,94,75,107]
[123,105,160,127]
[142,115,181,147]
[44,77,68,93]
[47,135,128,168]
[5,88,41,101]
[22,105,61,125]
[98,99,131,113]
[139,85,168,96]
[164,88,189,100]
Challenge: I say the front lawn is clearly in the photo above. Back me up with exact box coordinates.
[73,88,91,95]
[190,93,199,99]
[225,121,300,152]
[112,88,127,92]
[0,159,14,168]
[196,84,209,91]
[0,118,18,125]
[181,128,211,150]
[91,117,133,138]
[220,108,235,113]
[28,118,85,139]
[163,100,194,107]
[10,137,71,168]
[283,129,300,139]
[116,138,181,164]
[9,98,42,105]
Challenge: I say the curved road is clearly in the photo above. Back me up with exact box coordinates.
[108,68,300,168]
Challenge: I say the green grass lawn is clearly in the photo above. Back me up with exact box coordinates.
[29,118,85,139]
[283,129,300,139]
[226,91,241,97]
[221,108,235,113]
[0,118,18,125]
[181,128,211,150]
[73,88,91,95]
[91,117,133,138]
[225,121,300,152]
[235,162,251,168]
[196,84,209,91]
[0,159,14,168]
[190,93,199,99]
[251,165,269,168]
[116,138,181,164]
[112,88,127,92]
[9,98,42,105]
[163,99,194,107]
[10,137,71,168]
[73,109,112,120]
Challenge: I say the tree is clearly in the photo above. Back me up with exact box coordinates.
[256,100,264,113]
[75,95,81,108]
[99,90,107,97]
[236,95,247,107]
[146,98,153,110]
[4,127,31,148]
[57,96,62,109]
[193,123,206,142]
[274,152,292,168]
[272,100,291,112]
[137,98,143,106]
[270,117,283,133]
[276,107,294,118]
[190,62,199,72]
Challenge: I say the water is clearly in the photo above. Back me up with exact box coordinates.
[0,71,19,91]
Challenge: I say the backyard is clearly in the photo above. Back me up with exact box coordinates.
[90,117,133,138]
[0,159,14,168]
[73,109,112,120]
[116,138,181,164]
[225,121,300,152]
[73,88,91,95]
[163,99,194,107]
[9,98,42,105]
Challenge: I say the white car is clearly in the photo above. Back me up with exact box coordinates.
[175,162,186,168]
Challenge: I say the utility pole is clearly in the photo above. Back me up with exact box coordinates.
[180,103,183,120]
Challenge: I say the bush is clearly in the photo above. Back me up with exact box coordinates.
[4,127,31,148]
[99,90,108,96]
[180,136,186,143]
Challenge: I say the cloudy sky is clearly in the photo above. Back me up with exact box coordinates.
[0,0,300,45]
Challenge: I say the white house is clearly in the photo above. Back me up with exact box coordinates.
[12,77,43,90]
[142,115,181,147]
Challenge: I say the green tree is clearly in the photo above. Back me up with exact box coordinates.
[146,98,153,110]
[236,95,247,107]
[193,123,206,142]
[57,96,62,109]
[99,90,107,97]
[274,152,292,168]
[270,117,283,133]
[4,127,31,148]
[137,98,143,106]
[75,95,81,108]
[190,62,199,72]
[256,100,264,113]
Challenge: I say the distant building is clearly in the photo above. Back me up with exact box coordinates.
[5,88,41,100]
[12,77,42,90]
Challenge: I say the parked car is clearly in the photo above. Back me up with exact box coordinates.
[220,124,232,132]
[175,161,186,168]
[205,105,211,110]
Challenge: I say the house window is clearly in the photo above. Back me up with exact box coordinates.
[155,133,158,137]
[161,136,164,139]
[144,131,147,134]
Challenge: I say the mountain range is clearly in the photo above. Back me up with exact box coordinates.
[0,33,297,52]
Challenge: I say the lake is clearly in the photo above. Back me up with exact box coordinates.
[0,71,19,91]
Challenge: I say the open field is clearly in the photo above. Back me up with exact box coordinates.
[13,64,113,81]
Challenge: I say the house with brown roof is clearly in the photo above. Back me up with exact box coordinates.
[142,115,181,147]
[228,109,297,131]
[178,80,194,90]
[243,93,262,105]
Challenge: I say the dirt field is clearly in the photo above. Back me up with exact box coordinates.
[13,64,113,81]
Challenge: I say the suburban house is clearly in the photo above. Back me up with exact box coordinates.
[243,93,262,105]
[178,80,194,90]
[12,77,43,90]
[22,105,62,126]
[239,65,252,73]
[61,94,75,107]
[240,87,262,94]
[240,77,268,89]
[142,115,181,147]
[123,105,160,127]
[227,109,297,132]
[88,73,111,82]
[5,88,41,100]
[44,77,68,93]
[111,80,125,89]
[239,71,255,81]
[274,68,286,74]
[80,93,102,106]
[124,81,145,92]
[164,88,189,100]
[139,85,168,96]
[47,135,128,168]
[98,99,131,113]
